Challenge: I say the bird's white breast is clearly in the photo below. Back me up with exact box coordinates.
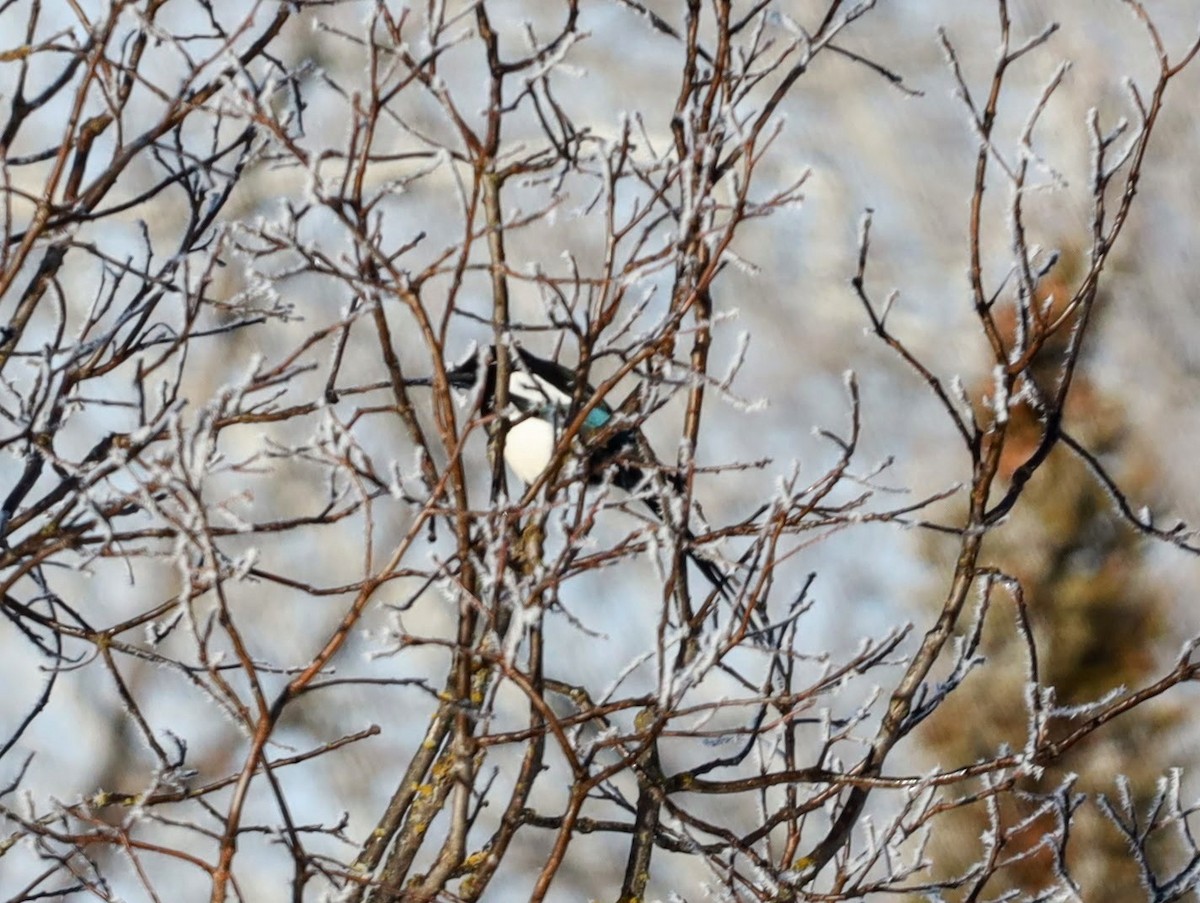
[504,416,557,483]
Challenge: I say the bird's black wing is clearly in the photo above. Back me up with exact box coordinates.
[589,427,736,603]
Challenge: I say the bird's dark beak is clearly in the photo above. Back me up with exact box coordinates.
[445,356,481,390]
[406,349,481,390]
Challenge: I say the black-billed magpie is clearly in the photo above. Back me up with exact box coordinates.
[411,344,734,600]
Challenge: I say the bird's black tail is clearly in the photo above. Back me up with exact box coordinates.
[592,425,777,645]
[635,491,734,601]
[623,472,779,646]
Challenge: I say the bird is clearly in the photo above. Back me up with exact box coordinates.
[409,344,735,602]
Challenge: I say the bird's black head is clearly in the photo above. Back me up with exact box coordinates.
[407,346,492,392]
[444,346,490,391]
[409,344,591,419]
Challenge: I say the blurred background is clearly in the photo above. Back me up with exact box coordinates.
[3,1,1200,899]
